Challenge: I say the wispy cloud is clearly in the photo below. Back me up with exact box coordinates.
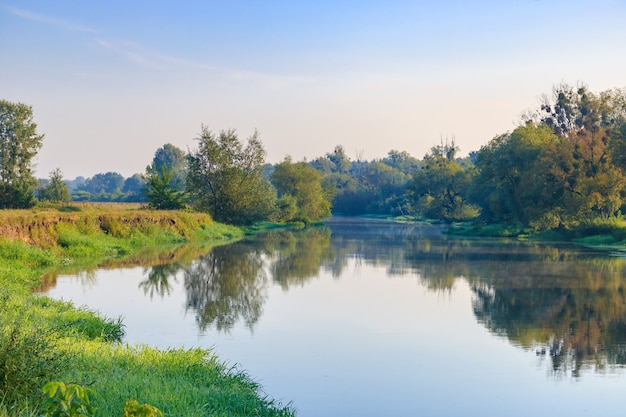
[96,38,313,87]
[96,39,158,69]
[4,4,312,88]
[4,5,97,33]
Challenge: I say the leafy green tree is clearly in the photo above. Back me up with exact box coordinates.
[541,126,626,223]
[79,172,125,195]
[0,99,44,208]
[144,162,186,210]
[271,157,331,223]
[186,127,276,225]
[407,139,479,221]
[362,161,408,215]
[152,143,186,191]
[38,168,71,203]
[122,173,146,201]
[380,150,421,175]
[310,145,352,174]
[472,123,558,224]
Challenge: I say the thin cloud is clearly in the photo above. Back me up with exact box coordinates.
[97,38,313,87]
[4,5,97,33]
[96,39,157,68]
[5,4,312,88]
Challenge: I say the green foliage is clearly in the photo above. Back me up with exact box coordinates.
[186,127,277,225]
[41,382,96,417]
[122,400,163,417]
[143,162,186,210]
[151,143,187,190]
[0,99,44,208]
[407,139,479,222]
[472,123,558,224]
[271,157,331,223]
[39,168,72,203]
[0,314,69,406]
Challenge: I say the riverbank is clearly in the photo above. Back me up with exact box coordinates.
[0,204,294,416]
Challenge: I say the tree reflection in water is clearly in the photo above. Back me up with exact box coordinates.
[138,218,626,376]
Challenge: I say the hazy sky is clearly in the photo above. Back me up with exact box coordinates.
[2,1,625,179]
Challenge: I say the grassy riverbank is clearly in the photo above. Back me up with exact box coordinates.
[444,216,626,251]
[0,204,294,417]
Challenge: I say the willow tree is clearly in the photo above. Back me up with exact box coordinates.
[186,128,276,225]
[0,100,44,208]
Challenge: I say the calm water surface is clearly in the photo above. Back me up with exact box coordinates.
[44,219,626,416]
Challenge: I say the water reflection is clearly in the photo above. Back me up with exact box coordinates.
[47,218,626,378]
[189,219,626,377]
[184,243,268,332]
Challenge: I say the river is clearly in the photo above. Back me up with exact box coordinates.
[44,218,626,416]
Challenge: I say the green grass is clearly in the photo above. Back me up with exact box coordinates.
[58,343,293,417]
[0,207,293,417]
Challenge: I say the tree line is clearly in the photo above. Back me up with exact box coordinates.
[2,82,626,230]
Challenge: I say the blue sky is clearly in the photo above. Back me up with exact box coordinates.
[2,1,625,179]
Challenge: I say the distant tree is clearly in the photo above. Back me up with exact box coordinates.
[527,83,626,137]
[144,162,186,210]
[380,150,421,175]
[271,157,331,223]
[310,145,352,174]
[38,168,71,203]
[364,162,406,212]
[407,139,479,221]
[79,172,125,195]
[66,176,85,192]
[0,99,44,208]
[152,143,187,190]
[122,173,146,196]
[186,127,276,225]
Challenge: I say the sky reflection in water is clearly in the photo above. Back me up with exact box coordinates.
[45,219,626,417]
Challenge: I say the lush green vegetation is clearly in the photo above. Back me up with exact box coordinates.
[0,205,293,417]
[9,82,621,240]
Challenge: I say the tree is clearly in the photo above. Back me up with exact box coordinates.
[527,83,626,137]
[380,150,420,175]
[362,161,408,215]
[144,162,186,210]
[271,157,331,223]
[122,173,146,200]
[152,143,187,191]
[38,168,71,203]
[472,123,558,225]
[0,100,44,208]
[186,127,276,225]
[407,139,479,221]
[79,172,125,195]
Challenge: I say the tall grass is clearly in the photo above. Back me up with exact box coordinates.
[58,343,293,417]
[0,207,293,416]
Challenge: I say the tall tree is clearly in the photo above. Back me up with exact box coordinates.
[186,127,276,225]
[38,168,71,203]
[0,100,44,208]
[472,123,558,225]
[144,162,186,210]
[152,143,187,191]
[407,139,478,221]
[271,157,331,223]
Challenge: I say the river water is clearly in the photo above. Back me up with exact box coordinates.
[44,218,626,416]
